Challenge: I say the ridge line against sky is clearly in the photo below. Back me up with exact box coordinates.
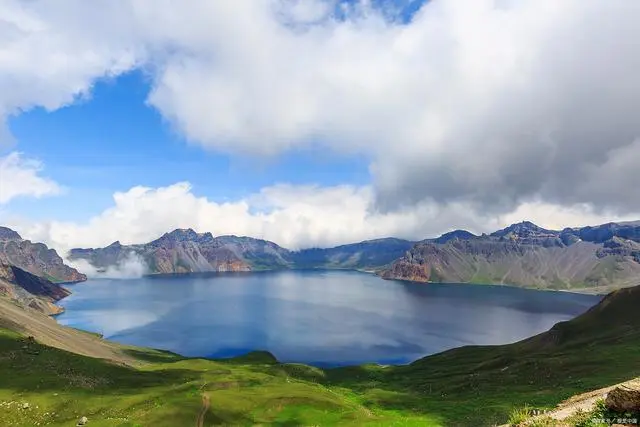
[1,0,640,252]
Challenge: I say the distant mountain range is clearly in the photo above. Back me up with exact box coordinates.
[67,229,415,274]
[381,221,640,291]
[2,220,640,302]
[66,220,640,291]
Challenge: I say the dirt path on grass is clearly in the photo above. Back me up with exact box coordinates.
[0,297,137,366]
[497,378,640,426]
[504,377,640,426]
[544,378,639,421]
[546,392,607,420]
[196,394,210,427]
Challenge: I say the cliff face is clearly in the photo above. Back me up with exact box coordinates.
[0,227,86,283]
[68,230,284,274]
[381,221,640,290]
[69,230,415,275]
[0,264,71,315]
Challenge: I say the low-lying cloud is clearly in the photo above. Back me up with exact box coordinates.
[67,251,148,279]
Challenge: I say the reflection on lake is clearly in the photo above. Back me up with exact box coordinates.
[56,270,601,366]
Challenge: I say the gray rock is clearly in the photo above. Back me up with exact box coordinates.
[605,385,640,412]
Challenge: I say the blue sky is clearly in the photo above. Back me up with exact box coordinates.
[5,70,372,221]
[2,0,428,222]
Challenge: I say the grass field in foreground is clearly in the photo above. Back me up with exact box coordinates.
[1,286,640,426]
[0,328,441,426]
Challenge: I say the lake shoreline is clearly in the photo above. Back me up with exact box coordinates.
[71,266,612,297]
[53,270,601,367]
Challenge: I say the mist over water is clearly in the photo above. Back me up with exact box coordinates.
[67,252,149,279]
[56,270,601,366]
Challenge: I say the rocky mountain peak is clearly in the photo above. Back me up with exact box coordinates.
[0,226,21,240]
[0,226,86,283]
[432,230,477,244]
[155,228,215,245]
[165,228,199,240]
[491,221,558,239]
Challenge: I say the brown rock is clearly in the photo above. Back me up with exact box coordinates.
[0,227,86,283]
[0,264,71,315]
[605,385,640,413]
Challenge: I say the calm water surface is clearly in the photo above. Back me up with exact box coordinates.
[56,270,601,366]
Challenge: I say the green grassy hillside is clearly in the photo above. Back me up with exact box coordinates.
[1,286,640,426]
[0,328,438,426]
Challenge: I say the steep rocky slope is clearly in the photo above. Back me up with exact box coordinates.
[0,264,70,315]
[381,221,640,290]
[69,230,415,274]
[69,229,290,274]
[0,227,86,283]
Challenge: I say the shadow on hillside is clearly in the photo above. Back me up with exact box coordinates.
[313,333,640,426]
[0,333,201,395]
[122,347,185,363]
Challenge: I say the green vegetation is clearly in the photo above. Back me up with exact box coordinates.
[174,256,192,273]
[41,273,61,284]
[428,268,443,282]
[468,272,495,285]
[564,399,640,427]
[0,328,439,426]
[508,405,533,426]
[2,286,640,426]
[243,252,290,271]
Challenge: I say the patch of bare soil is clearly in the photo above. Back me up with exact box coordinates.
[0,297,137,366]
[196,394,210,427]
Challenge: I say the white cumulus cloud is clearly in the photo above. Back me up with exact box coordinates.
[0,152,62,204]
[3,182,635,255]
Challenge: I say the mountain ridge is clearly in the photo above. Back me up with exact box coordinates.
[0,226,86,283]
[0,263,71,315]
[68,230,416,275]
[381,220,640,290]
[13,219,640,290]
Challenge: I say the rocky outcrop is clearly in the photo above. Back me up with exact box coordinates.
[381,221,640,290]
[0,264,70,315]
[563,221,640,244]
[605,384,640,413]
[0,227,86,283]
[69,231,415,275]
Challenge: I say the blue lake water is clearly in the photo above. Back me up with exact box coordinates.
[56,270,601,366]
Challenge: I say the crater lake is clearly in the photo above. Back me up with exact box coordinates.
[55,270,601,366]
